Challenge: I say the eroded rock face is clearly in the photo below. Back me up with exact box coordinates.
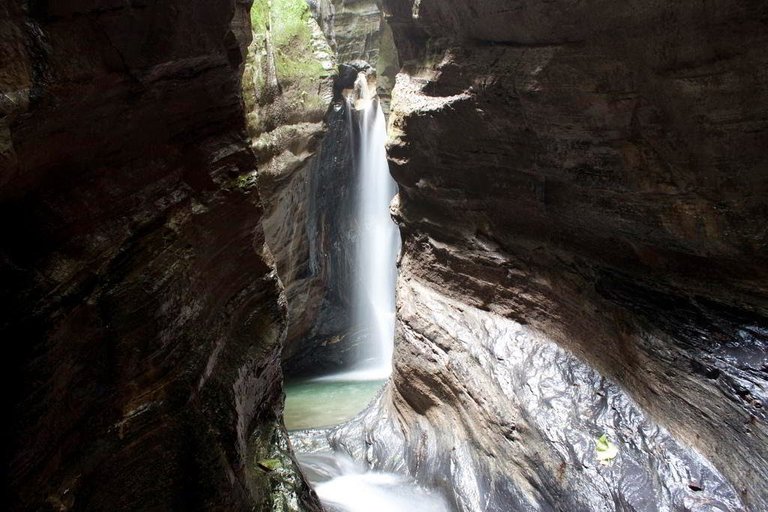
[258,100,362,377]
[309,0,399,113]
[323,276,743,511]
[1,2,317,510]
[311,0,383,64]
[242,0,348,376]
[340,0,768,509]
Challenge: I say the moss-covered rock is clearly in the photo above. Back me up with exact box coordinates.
[244,0,334,135]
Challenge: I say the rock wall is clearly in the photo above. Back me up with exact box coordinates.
[309,0,399,112]
[326,279,744,510]
[256,99,362,377]
[309,0,383,64]
[332,0,384,65]
[0,1,318,510]
[242,0,351,376]
[343,0,768,510]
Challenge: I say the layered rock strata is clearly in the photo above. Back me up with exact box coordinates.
[310,0,399,113]
[323,0,768,510]
[310,0,384,65]
[1,1,318,510]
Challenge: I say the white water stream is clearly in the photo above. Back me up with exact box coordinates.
[299,452,449,512]
[317,74,399,382]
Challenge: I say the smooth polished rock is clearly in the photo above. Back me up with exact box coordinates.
[325,277,745,511]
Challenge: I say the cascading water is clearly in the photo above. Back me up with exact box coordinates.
[298,452,449,512]
[351,73,399,379]
[315,72,400,382]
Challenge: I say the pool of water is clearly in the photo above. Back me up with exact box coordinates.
[285,377,453,511]
[283,378,385,430]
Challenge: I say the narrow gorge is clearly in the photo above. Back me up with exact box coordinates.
[2,1,767,511]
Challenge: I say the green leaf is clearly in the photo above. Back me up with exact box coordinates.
[595,434,618,463]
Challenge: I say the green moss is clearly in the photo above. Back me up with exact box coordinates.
[234,171,259,191]
[245,0,331,135]
[250,0,326,89]
[271,0,312,46]
[275,54,324,87]
[257,458,283,471]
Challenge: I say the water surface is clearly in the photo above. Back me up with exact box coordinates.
[284,379,385,430]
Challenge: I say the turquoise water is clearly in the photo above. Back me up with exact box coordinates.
[283,379,385,431]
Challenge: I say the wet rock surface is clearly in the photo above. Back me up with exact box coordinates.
[1,1,318,510]
[271,101,361,376]
[331,0,768,509]
[319,278,745,511]
[243,4,351,377]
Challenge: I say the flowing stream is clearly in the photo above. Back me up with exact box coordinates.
[298,452,450,512]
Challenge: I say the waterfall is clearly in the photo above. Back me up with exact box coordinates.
[309,71,398,383]
[352,75,399,380]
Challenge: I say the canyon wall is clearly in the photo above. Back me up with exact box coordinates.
[311,0,398,110]
[243,0,354,376]
[0,1,318,510]
[328,0,768,510]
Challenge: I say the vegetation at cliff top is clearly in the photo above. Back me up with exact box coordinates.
[250,0,325,88]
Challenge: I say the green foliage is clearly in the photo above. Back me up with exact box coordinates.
[250,0,324,88]
[271,0,313,46]
[250,0,269,33]
[275,53,324,87]
[250,0,312,46]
